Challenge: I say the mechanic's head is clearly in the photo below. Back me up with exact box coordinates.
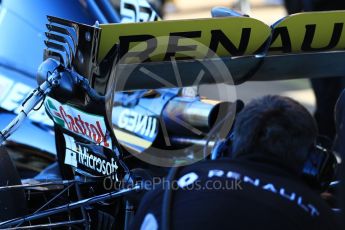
[232,95,318,172]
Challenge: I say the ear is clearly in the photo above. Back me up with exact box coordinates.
[287,138,313,173]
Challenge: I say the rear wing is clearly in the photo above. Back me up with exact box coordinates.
[44,10,345,93]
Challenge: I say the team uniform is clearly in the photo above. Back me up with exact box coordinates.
[131,157,339,230]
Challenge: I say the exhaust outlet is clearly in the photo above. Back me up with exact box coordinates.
[162,97,232,136]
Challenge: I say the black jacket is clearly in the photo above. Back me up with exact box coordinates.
[131,157,339,230]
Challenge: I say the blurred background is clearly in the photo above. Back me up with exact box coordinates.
[159,0,315,112]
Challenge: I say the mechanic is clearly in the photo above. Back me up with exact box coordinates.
[130,95,339,230]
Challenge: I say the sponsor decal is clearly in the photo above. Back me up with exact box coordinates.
[99,16,270,63]
[120,0,159,23]
[99,11,345,63]
[205,169,319,217]
[0,74,52,126]
[46,97,111,148]
[64,134,118,180]
[112,107,158,152]
[117,108,157,139]
[269,11,345,54]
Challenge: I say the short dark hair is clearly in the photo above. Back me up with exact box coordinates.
[232,95,318,171]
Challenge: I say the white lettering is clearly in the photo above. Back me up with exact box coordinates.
[145,116,152,137]
[243,176,260,186]
[149,118,157,138]
[64,135,118,179]
[262,183,278,193]
[135,115,147,134]
[280,188,296,201]
[226,171,241,180]
[308,204,320,217]
[117,108,157,138]
[202,168,320,217]
[297,196,309,212]
[178,172,198,188]
[208,169,224,178]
